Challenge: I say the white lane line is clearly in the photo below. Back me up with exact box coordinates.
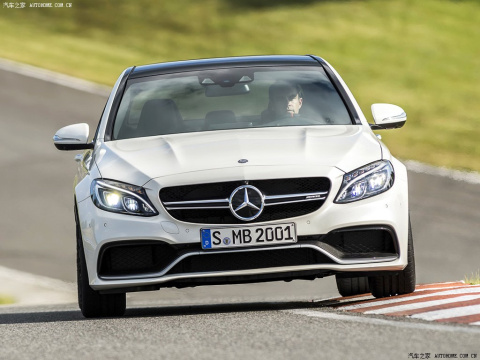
[285,309,480,334]
[404,160,480,185]
[341,286,480,311]
[411,304,480,321]
[0,57,111,97]
[0,265,75,293]
[320,295,373,303]
[364,294,480,315]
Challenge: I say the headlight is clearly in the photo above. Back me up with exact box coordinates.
[335,160,394,203]
[91,179,158,216]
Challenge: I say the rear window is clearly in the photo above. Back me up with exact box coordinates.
[112,66,353,140]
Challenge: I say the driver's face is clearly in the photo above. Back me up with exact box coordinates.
[270,88,303,117]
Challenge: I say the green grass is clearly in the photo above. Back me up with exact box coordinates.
[0,295,15,305]
[464,270,480,285]
[1,0,480,171]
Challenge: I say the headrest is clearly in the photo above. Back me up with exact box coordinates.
[137,99,182,137]
[205,110,236,129]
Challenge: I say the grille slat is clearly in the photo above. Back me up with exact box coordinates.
[167,248,333,275]
[160,178,330,224]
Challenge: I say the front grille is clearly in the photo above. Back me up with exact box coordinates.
[97,241,334,279]
[160,177,331,224]
[166,202,323,224]
[299,227,398,260]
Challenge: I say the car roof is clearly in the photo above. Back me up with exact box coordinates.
[130,55,324,79]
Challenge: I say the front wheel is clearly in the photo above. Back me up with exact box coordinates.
[75,205,126,318]
[368,220,416,298]
[335,276,370,297]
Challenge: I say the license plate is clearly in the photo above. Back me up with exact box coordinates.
[201,223,296,250]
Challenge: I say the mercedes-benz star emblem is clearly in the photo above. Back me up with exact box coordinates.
[229,185,265,221]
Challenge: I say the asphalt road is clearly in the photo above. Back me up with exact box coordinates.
[1,302,479,360]
[0,65,479,359]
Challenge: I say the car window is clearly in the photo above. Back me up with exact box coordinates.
[113,66,353,140]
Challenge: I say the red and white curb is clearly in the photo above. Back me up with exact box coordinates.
[333,282,480,325]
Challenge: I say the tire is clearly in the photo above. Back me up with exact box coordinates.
[368,219,416,298]
[75,204,126,318]
[335,276,370,297]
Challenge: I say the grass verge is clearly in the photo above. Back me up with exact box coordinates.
[1,0,480,171]
[464,270,480,285]
[0,295,16,305]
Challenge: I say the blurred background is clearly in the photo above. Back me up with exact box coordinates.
[1,0,479,171]
[0,0,479,303]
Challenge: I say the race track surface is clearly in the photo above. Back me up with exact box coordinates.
[0,63,479,359]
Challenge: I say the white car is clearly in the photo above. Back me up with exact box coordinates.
[54,55,415,318]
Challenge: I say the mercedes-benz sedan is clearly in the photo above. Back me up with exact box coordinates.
[54,55,415,317]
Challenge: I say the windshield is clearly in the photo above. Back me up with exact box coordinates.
[113,66,353,140]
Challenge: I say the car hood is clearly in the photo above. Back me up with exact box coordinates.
[95,126,381,186]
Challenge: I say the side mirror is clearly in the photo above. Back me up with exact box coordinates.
[370,103,406,130]
[53,123,94,150]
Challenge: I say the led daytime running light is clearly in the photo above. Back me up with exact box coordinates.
[335,161,394,203]
[91,179,157,216]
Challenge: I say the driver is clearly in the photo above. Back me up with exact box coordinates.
[262,82,303,122]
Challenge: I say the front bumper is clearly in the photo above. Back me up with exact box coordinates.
[75,161,409,291]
